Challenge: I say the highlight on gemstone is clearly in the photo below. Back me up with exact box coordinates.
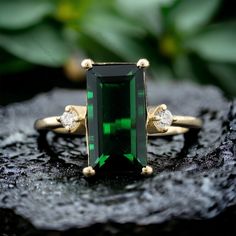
[86,63,148,171]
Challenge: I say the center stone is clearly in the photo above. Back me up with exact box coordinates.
[86,63,147,172]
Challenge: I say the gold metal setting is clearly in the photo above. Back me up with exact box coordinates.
[147,104,169,133]
[147,105,202,135]
[137,58,150,68]
[141,166,153,176]
[81,59,94,70]
[35,105,202,136]
[82,166,96,177]
[34,106,86,135]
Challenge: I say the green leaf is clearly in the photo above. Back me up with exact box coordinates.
[0,25,71,66]
[173,54,197,80]
[81,13,145,60]
[0,0,54,29]
[208,63,236,96]
[186,22,236,63]
[116,0,168,36]
[170,0,221,34]
[83,31,144,61]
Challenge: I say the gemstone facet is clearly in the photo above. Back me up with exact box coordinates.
[60,111,78,129]
[86,63,147,171]
[154,110,173,129]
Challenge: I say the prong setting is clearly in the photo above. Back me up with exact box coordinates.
[83,166,96,177]
[149,116,161,122]
[65,106,72,112]
[59,105,81,132]
[141,166,153,176]
[160,104,167,111]
[137,58,150,68]
[81,59,94,70]
[147,104,173,133]
[150,104,168,116]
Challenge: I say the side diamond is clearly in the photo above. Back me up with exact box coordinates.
[154,110,173,129]
[60,111,78,129]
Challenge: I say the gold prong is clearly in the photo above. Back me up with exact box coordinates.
[74,116,80,122]
[83,166,96,177]
[137,58,150,68]
[151,105,166,116]
[65,105,72,112]
[81,59,94,70]
[153,116,161,121]
[141,166,153,176]
[56,116,61,122]
[160,104,167,111]
[147,116,161,124]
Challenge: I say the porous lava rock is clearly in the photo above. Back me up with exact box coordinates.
[0,82,235,235]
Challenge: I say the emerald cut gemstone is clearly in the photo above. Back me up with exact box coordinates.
[86,63,147,172]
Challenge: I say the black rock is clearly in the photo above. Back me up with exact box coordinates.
[0,82,236,235]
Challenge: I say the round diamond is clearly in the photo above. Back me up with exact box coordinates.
[153,109,173,129]
[60,111,78,129]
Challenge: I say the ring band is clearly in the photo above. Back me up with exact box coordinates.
[34,105,201,136]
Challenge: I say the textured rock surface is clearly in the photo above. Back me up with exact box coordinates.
[0,82,236,235]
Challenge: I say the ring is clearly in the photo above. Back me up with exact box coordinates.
[35,59,202,177]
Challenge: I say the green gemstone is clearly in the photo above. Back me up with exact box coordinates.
[86,63,147,171]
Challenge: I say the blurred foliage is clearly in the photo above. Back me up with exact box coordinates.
[0,0,235,96]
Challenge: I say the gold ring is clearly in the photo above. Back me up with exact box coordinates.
[35,59,202,177]
[34,104,201,136]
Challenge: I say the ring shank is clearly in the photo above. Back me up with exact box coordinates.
[34,117,86,135]
[149,127,189,136]
[34,106,202,136]
[34,117,61,131]
[172,116,202,128]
